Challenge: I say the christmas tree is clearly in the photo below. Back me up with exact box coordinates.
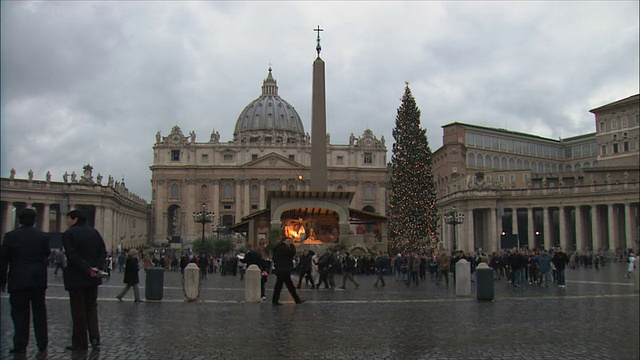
[387,83,438,254]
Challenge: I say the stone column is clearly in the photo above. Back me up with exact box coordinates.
[3,202,15,234]
[235,180,242,224]
[512,208,519,240]
[607,204,617,251]
[465,209,474,253]
[558,206,568,250]
[212,179,220,217]
[576,206,585,252]
[243,180,251,218]
[259,180,266,210]
[42,203,50,232]
[591,205,600,251]
[543,206,551,250]
[527,207,535,249]
[624,203,635,251]
[489,207,498,253]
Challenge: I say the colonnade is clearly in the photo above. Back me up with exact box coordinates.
[441,201,639,254]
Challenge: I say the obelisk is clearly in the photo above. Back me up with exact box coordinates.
[310,25,328,191]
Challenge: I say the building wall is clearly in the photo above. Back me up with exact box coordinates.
[150,127,388,244]
[0,176,149,252]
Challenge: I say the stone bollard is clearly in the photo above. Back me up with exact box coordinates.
[455,258,471,296]
[634,256,639,293]
[183,263,200,301]
[475,263,494,301]
[245,264,261,303]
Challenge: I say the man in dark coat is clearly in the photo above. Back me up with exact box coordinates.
[116,249,142,302]
[271,237,304,305]
[0,208,51,355]
[241,244,268,300]
[62,209,107,351]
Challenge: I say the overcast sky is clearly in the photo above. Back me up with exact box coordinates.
[2,1,638,201]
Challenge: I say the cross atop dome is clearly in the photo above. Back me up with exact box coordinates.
[314,25,323,57]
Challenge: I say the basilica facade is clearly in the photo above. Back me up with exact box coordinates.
[150,69,388,247]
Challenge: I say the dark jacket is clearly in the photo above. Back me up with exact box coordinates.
[243,249,264,271]
[552,252,570,271]
[123,257,140,285]
[62,224,107,290]
[272,241,296,272]
[0,226,51,292]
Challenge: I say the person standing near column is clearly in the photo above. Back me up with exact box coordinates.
[0,208,51,356]
[62,209,107,351]
[552,246,570,288]
[271,237,304,306]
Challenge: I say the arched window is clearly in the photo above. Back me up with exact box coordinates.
[501,157,507,170]
[531,161,537,172]
[516,159,523,170]
[477,154,483,167]
[493,156,499,169]
[509,158,515,170]
[223,183,233,198]
[583,162,590,168]
[524,160,529,169]
[337,185,344,191]
[538,163,544,173]
[565,164,572,172]
[468,153,476,166]
[288,185,295,191]
[251,185,258,200]
[485,155,491,168]
[170,184,180,199]
[551,164,557,173]
[545,163,550,173]
[574,163,581,171]
[364,184,374,200]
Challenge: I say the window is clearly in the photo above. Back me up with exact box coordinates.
[289,155,295,161]
[201,154,208,162]
[536,144,543,156]
[531,161,537,172]
[516,159,523,170]
[509,174,516,183]
[599,121,605,132]
[523,174,529,183]
[613,143,619,154]
[251,205,258,210]
[337,156,344,164]
[485,155,491,168]
[223,205,232,210]
[491,137,498,150]
[170,184,179,199]
[623,132,628,138]
[251,185,258,200]
[623,141,630,152]
[538,163,543,173]
[288,185,295,191]
[499,138,507,151]
[612,134,618,141]
[622,116,628,128]
[611,119,618,130]
[171,150,180,161]
[476,153,483,167]
[364,184,374,200]
[601,146,607,156]
[514,141,521,153]
[223,154,234,161]
[468,153,476,166]
[252,154,258,161]
[466,133,475,146]
[524,160,529,169]
[565,147,572,159]
[499,175,505,183]
[483,135,491,149]
[364,153,372,164]
[223,184,233,198]
[529,143,535,155]
[493,156,499,169]
[507,139,514,152]
[501,157,507,170]
[509,158,515,170]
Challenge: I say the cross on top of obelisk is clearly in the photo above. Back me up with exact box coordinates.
[314,25,324,57]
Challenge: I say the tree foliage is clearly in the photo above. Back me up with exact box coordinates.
[387,84,438,254]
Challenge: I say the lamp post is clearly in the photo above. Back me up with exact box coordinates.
[192,203,215,253]
[444,206,465,251]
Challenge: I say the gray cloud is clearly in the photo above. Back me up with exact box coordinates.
[2,1,638,200]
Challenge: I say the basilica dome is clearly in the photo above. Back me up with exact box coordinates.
[233,68,305,143]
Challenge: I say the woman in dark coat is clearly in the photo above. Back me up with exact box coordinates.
[116,249,143,302]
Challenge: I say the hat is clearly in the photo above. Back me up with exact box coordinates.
[129,249,138,256]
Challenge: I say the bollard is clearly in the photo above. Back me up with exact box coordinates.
[634,256,639,293]
[183,263,200,301]
[145,267,164,301]
[455,259,471,296]
[475,263,494,301]
[245,264,261,303]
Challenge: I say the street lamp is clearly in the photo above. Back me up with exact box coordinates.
[444,206,465,251]
[192,203,215,253]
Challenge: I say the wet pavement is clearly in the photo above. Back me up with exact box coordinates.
[1,262,638,360]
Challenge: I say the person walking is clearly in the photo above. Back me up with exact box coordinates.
[437,250,451,285]
[62,209,107,351]
[537,249,553,287]
[271,238,304,306]
[339,252,360,290]
[373,252,387,287]
[626,253,636,278]
[54,248,66,276]
[0,208,51,356]
[296,250,316,289]
[116,249,143,303]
